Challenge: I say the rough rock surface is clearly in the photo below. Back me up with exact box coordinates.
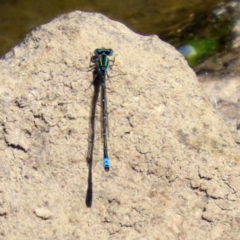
[199,76,240,144]
[0,11,240,240]
[196,47,240,144]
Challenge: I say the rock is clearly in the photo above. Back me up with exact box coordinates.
[0,11,239,240]
[194,2,240,144]
[34,207,52,220]
[196,48,240,144]
[232,19,240,48]
[230,0,240,49]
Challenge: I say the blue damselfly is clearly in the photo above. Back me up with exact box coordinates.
[90,48,114,171]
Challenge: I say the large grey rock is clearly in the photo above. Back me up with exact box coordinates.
[196,46,240,144]
[199,76,240,144]
[0,11,240,240]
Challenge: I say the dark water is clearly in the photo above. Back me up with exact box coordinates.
[0,0,231,59]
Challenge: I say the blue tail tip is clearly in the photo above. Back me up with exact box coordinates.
[103,157,110,172]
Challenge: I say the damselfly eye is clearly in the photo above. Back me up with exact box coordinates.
[107,49,113,56]
[94,49,100,56]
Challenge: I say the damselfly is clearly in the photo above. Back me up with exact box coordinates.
[90,48,114,171]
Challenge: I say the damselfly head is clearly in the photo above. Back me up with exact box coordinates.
[94,48,114,56]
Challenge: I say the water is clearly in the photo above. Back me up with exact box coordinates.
[0,0,232,65]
